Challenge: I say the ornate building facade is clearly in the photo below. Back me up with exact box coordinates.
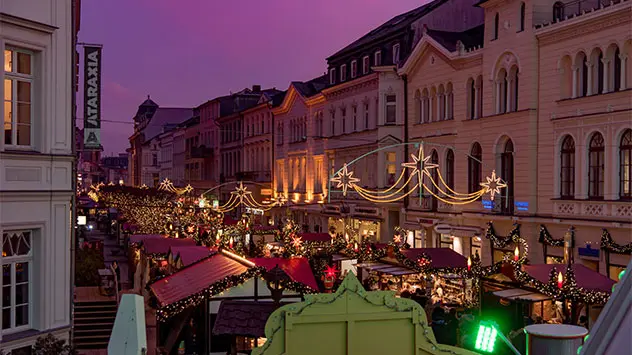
[398,0,631,278]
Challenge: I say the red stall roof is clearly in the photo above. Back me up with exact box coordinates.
[300,233,331,242]
[129,234,165,245]
[169,246,215,266]
[143,238,196,255]
[523,263,616,294]
[400,248,468,269]
[249,257,319,290]
[150,253,250,306]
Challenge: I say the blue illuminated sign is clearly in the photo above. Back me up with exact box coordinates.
[482,200,493,209]
[515,201,529,211]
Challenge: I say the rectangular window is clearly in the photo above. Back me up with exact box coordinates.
[340,64,347,82]
[329,158,335,180]
[353,106,357,131]
[351,60,357,79]
[374,51,382,66]
[2,231,32,332]
[385,95,396,124]
[363,56,370,74]
[329,68,336,85]
[386,152,396,186]
[392,43,400,64]
[341,108,346,134]
[331,111,336,136]
[4,48,33,147]
[364,103,369,129]
[152,154,158,166]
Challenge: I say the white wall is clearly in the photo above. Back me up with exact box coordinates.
[0,0,74,347]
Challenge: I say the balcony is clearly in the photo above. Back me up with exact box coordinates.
[553,199,632,221]
[235,170,271,182]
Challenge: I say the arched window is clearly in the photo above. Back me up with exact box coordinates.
[560,136,575,198]
[580,53,588,97]
[588,132,605,198]
[553,2,564,22]
[422,89,430,123]
[597,50,604,94]
[613,47,622,92]
[510,66,519,112]
[493,13,499,40]
[468,143,482,194]
[519,2,526,32]
[501,139,515,213]
[430,150,439,210]
[446,83,454,120]
[496,69,508,114]
[468,78,476,119]
[620,129,632,199]
[415,90,422,123]
[446,149,455,189]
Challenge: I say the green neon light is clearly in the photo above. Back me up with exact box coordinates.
[475,323,498,352]
[618,269,626,281]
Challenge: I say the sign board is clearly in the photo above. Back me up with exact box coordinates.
[245,207,264,215]
[260,188,272,196]
[83,46,102,149]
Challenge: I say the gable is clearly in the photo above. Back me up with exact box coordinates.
[378,134,403,145]
[274,85,306,116]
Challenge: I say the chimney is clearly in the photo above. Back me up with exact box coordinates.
[252,85,261,93]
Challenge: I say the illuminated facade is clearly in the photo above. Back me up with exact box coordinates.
[398,0,631,278]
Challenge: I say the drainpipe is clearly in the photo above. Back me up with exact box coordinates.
[403,74,410,211]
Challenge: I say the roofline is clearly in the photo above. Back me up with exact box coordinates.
[534,0,631,36]
[320,72,379,96]
[398,35,458,76]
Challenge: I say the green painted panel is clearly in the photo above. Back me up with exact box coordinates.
[254,273,480,355]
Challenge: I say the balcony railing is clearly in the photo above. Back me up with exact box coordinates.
[553,199,632,220]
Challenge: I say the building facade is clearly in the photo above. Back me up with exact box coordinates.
[398,0,631,278]
[0,0,76,351]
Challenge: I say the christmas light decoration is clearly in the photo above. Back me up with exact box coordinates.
[328,143,507,205]
[538,224,568,247]
[600,228,632,254]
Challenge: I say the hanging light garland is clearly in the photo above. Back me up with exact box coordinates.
[538,224,569,247]
[329,144,507,205]
[600,228,632,254]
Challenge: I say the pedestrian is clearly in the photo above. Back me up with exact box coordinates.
[111,260,121,285]
[445,308,458,346]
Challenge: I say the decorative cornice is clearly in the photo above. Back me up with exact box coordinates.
[0,12,58,34]
[321,73,379,98]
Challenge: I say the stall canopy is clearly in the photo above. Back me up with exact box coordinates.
[356,262,417,276]
[142,238,197,255]
[213,301,287,338]
[129,234,164,246]
[523,264,616,293]
[492,288,551,302]
[300,233,331,242]
[169,246,215,267]
[400,248,468,269]
[249,257,319,290]
[150,253,250,307]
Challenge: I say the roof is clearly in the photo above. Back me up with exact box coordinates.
[150,253,250,306]
[213,301,285,337]
[426,24,485,51]
[129,234,164,245]
[142,237,197,255]
[249,257,319,290]
[169,246,215,266]
[327,0,448,60]
[291,75,328,98]
[142,107,194,142]
[400,248,468,269]
[522,263,616,294]
[300,233,331,242]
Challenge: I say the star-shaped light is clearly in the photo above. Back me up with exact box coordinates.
[275,195,288,206]
[480,170,507,200]
[291,236,303,249]
[401,145,438,188]
[231,181,252,202]
[393,234,402,244]
[324,265,339,278]
[330,163,360,196]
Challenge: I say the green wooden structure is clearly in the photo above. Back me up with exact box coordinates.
[254,273,479,355]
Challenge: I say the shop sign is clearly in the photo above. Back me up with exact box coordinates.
[260,188,272,196]
[245,207,264,215]
[482,200,493,209]
[579,244,599,258]
[83,46,102,149]
[514,201,529,211]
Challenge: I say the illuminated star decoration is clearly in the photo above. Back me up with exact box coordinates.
[231,181,252,202]
[275,195,288,206]
[291,236,303,249]
[330,163,360,196]
[480,170,508,200]
[393,234,402,244]
[324,265,339,278]
[401,144,439,188]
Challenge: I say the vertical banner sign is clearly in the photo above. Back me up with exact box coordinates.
[83,46,102,149]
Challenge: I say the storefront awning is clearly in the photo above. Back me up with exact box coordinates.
[356,262,417,276]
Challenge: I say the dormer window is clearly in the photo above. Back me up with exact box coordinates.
[374,50,382,66]
[351,60,357,79]
[363,56,370,74]
[553,2,564,22]
[340,64,347,82]
[392,43,400,64]
[329,68,336,85]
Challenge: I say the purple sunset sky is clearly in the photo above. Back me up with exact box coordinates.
[78,0,428,155]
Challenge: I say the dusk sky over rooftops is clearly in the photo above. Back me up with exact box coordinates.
[78,0,428,155]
